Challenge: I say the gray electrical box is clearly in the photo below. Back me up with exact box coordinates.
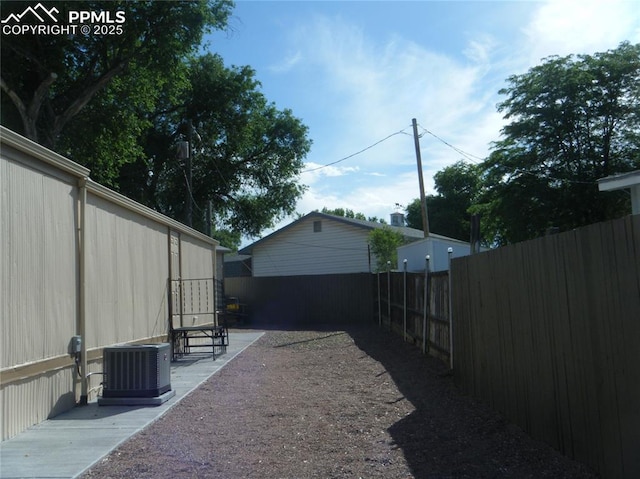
[70,335,82,355]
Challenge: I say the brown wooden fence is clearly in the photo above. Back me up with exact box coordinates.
[224,273,373,327]
[375,268,451,363]
[451,214,640,479]
[225,270,452,361]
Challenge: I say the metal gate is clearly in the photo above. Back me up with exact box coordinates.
[168,277,219,329]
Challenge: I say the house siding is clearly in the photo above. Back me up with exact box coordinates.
[84,193,170,347]
[1,127,218,440]
[252,217,373,277]
[1,152,79,368]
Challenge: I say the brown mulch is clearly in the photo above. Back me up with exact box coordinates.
[80,327,599,478]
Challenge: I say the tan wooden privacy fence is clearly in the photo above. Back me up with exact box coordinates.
[375,268,451,363]
[224,273,373,327]
[451,214,640,479]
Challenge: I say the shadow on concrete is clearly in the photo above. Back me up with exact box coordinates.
[49,402,146,421]
[170,354,219,367]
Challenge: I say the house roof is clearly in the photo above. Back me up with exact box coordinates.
[597,170,640,191]
[598,170,640,215]
[223,253,252,262]
[239,211,425,255]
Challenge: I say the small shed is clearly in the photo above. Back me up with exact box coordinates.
[397,234,478,272]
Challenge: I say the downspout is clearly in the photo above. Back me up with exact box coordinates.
[78,177,88,405]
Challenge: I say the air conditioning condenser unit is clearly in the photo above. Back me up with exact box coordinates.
[98,343,176,406]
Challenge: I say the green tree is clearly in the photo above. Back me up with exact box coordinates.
[211,228,241,251]
[2,2,312,239]
[1,1,233,150]
[476,42,640,244]
[124,54,311,237]
[405,161,482,241]
[320,207,385,223]
[368,227,404,272]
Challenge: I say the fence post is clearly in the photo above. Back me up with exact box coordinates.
[448,247,453,370]
[386,261,391,331]
[377,271,381,328]
[423,255,430,355]
[403,259,407,342]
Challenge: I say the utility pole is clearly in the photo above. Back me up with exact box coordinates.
[412,118,429,237]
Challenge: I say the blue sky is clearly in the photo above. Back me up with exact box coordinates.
[205,0,640,241]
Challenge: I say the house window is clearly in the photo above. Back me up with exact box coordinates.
[313,220,322,232]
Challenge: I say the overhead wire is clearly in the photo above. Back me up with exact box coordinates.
[180,119,598,257]
[417,124,486,164]
[300,126,413,173]
[417,124,597,185]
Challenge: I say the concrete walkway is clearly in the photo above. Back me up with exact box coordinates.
[0,331,264,479]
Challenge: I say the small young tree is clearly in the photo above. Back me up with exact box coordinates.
[368,227,404,272]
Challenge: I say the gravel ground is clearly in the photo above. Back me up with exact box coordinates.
[80,327,599,478]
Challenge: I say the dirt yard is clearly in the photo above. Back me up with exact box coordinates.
[80,328,599,478]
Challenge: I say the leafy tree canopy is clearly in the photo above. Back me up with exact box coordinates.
[320,207,385,224]
[1,0,233,148]
[132,53,311,237]
[211,228,241,251]
[2,1,313,240]
[475,41,640,244]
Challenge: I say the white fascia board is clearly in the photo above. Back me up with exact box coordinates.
[1,126,90,178]
[598,170,640,192]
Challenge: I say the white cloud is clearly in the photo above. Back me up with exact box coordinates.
[269,50,302,73]
[523,0,640,66]
[256,1,639,240]
[269,12,505,226]
[299,162,359,185]
[464,34,499,65]
[288,15,496,170]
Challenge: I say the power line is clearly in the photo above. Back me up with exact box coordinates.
[300,126,413,173]
[418,124,486,163]
[418,124,597,185]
